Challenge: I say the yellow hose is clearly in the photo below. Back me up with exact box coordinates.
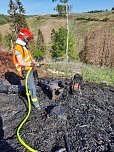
[17,67,38,152]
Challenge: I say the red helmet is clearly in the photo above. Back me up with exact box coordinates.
[18,28,33,43]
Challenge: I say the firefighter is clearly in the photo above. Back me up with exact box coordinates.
[13,28,42,110]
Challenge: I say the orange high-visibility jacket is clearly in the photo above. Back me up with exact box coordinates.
[13,44,33,77]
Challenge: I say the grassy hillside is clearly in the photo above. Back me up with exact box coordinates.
[27,15,66,45]
[0,14,10,25]
[0,11,114,67]
[27,11,114,51]
[71,11,114,50]
[0,11,114,85]
[0,11,114,45]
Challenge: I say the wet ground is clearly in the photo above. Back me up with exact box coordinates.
[0,80,114,152]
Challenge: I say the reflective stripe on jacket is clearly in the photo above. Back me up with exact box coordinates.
[13,44,32,77]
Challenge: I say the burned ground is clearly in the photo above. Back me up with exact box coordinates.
[0,79,114,152]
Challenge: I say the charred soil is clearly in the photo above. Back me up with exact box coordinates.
[1,51,114,152]
[0,80,114,152]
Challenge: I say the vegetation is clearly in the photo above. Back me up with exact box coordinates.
[8,0,28,35]
[1,0,28,49]
[0,15,10,25]
[52,0,72,16]
[111,7,114,11]
[31,29,45,60]
[0,32,3,48]
[87,9,109,13]
[0,4,114,85]
[32,48,44,60]
[54,4,66,16]
[36,29,45,53]
[51,27,77,61]
[3,33,12,50]
[82,65,114,86]
[47,62,114,86]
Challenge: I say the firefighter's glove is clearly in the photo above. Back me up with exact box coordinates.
[37,63,45,67]
[31,63,37,69]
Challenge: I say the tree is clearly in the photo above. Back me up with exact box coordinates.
[111,6,114,10]
[8,0,28,36]
[51,29,56,42]
[36,29,45,52]
[32,48,44,60]
[32,29,45,60]
[55,4,66,16]
[52,0,72,62]
[51,27,77,61]
[79,36,88,63]
[3,33,12,51]
[51,27,66,59]
[8,0,16,33]
[111,6,114,13]
[0,32,3,48]
[52,0,68,3]
[52,0,72,16]
[16,0,26,14]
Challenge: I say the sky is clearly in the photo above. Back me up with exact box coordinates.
[0,0,114,15]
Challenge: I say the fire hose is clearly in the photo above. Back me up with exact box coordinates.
[16,65,82,152]
[17,67,38,152]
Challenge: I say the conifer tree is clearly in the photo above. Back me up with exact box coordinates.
[51,29,56,42]
[36,29,45,52]
[51,27,77,61]
[0,32,3,48]
[8,0,28,35]
[32,29,45,59]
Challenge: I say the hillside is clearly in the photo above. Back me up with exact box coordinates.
[27,15,66,45]
[0,15,10,26]
[1,12,114,152]
[0,11,114,67]
[73,11,114,67]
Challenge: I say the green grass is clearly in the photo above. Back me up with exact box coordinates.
[82,65,114,86]
[47,62,74,78]
[47,62,114,86]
